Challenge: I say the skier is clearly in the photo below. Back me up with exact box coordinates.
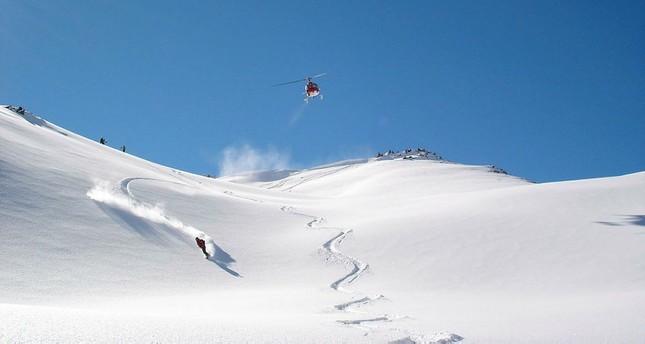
[99,137,106,145]
[195,237,210,259]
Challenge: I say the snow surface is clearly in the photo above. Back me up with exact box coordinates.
[1,106,644,343]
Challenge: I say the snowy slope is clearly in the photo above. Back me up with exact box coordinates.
[1,106,644,343]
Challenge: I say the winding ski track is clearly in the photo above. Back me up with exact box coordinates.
[89,177,241,276]
[323,230,369,292]
[115,177,214,246]
[281,205,464,343]
[280,206,401,334]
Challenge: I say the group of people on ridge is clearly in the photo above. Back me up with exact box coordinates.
[99,137,126,152]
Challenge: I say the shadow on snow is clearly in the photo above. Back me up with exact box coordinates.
[92,201,242,277]
[208,243,242,278]
[596,215,645,228]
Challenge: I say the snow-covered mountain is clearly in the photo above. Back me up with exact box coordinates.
[1,106,643,343]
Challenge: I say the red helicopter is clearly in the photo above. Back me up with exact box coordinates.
[273,73,326,103]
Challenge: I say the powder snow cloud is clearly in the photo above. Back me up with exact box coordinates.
[218,143,291,176]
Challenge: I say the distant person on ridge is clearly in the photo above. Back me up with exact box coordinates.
[195,237,210,259]
[120,145,126,152]
[99,137,106,145]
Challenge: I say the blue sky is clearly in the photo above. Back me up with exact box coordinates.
[2,0,644,182]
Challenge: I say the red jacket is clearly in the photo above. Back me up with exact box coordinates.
[195,237,206,249]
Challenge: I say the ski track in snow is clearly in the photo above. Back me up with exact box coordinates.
[280,206,407,337]
[266,164,356,192]
[223,190,263,203]
[281,206,463,343]
[323,230,370,292]
[87,177,241,277]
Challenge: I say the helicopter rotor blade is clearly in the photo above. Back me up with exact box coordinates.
[272,78,306,87]
[273,73,327,87]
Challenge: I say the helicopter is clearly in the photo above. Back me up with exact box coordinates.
[273,73,326,103]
